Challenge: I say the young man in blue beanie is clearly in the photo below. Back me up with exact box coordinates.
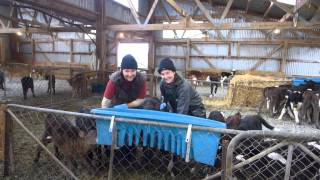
[158,58,206,118]
[101,54,146,108]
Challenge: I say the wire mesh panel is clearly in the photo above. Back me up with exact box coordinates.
[4,103,320,180]
[225,131,320,180]
[4,104,234,180]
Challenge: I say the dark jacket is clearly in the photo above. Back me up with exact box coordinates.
[160,73,206,117]
[110,71,145,105]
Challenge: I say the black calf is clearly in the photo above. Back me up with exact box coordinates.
[21,76,35,100]
[0,71,4,90]
[207,75,220,98]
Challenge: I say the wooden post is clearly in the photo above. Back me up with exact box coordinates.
[96,0,107,84]
[0,102,12,176]
[280,41,288,73]
[236,42,240,57]
[31,39,35,66]
[221,139,230,180]
[186,39,191,77]
[70,39,74,63]
[148,36,155,96]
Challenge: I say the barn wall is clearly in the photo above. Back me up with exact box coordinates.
[153,2,320,77]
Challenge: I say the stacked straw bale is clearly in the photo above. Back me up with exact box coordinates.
[204,74,290,108]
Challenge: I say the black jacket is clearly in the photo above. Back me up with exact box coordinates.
[160,73,205,117]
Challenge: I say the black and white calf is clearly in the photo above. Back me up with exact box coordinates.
[278,81,317,124]
[220,69,236,88]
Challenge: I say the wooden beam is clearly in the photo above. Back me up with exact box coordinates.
[159,0,178,38]
[144,0,159,25]
[107,21,316,31]
[0,27,93,33]
[250,44,283,71]
[165,0,187,17]
[221,0,234,20]
[127,0,141,25]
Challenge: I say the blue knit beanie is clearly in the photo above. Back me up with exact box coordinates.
[158,58,176,74]
[121,54,138,70]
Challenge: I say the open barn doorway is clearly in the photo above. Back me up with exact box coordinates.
[117,43,149,70]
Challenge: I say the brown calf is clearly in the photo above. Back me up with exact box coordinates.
[34,114,96,170]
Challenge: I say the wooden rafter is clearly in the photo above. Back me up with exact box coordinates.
[0,19,5,28]
[245,0,251,14]
[309,7,320,23]
[127,0,141,25]
[193,0,223,39]
[221,0,234,20]
[17,0,98,24]
[250,44,283,71]
[278,0,308,22]
[165,0,187,17]
[144,0,159,25]
[159,0,178,38]
[263,1,274,18]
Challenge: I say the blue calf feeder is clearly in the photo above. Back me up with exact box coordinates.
[91,108,226,166]
[292,78,320,87]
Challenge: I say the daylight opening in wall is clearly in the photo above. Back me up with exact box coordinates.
[276,0,296,5]
[85,30,96,40]
[117,43,149,69]
[114,0,139,11]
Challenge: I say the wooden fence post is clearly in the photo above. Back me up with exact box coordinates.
[0,102,12,176]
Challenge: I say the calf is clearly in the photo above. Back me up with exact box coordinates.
[278,82,317,124]
[299,90,320,128]
[0,70,5,90]
[68,73,86,98]
[75,107,96,132]
[208,110,225,122]
[142,96,161,110]
[34,114,96,170]
[206,75,220,98]
[45,74,56,95]
[21,76,35,100]
[226,112,274,130]
[261,85,290,117]
[220,69,236,88]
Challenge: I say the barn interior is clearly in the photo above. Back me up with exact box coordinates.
[0,0,320,179]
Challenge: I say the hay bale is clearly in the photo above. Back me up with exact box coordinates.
[205,74,290,108]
